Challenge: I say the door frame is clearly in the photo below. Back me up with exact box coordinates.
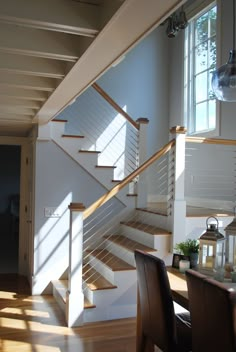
[0,136,35,282]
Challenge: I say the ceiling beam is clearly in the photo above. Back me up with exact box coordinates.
[0,53,67,78]
[0,97,41,109]
[0,107,35,116]
[0,113,33,122]
[0,87,48,101]
[0,0,100,37]
[35,0,186,123]
[0,72,59,91]
[0,23,84,61]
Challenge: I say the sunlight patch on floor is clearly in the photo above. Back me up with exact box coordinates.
[1,307,50,318]
[1,340,61,352]
[0,291,17,300]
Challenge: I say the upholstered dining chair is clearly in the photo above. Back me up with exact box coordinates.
[134,250,192,352]
[186,269,236,352]
[185,269,208,351]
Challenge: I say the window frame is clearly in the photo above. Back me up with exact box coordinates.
[184,1,220,137]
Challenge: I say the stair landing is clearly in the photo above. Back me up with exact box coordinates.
[142,203,234,218]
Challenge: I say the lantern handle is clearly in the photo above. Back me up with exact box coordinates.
[206,216,219,229]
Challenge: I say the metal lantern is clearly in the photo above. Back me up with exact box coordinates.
[199,217,225,272]
[225,208,236,266]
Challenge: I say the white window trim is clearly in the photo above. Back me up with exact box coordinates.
[184,0,220,137]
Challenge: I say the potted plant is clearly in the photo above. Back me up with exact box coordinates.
[174,239,199,268]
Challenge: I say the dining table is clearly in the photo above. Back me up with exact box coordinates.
[167,266,189,309]
[136,265,236,351]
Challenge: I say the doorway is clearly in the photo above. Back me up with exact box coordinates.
[0,145,21,273]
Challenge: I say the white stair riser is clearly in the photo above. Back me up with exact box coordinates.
[78,153,99,168]
[50,121,66,136]
[105,239,136,267]
[84,271,136,305]
[154,235,171,256]
[121,223,169,250]
[136,209,168,229]
[58,138,85,152]
[93,167,116,185]
[83,286,117,305]
[84,255,114,283]
[85,253,135,284]
[52,285,66,315]
[84,302,137,323]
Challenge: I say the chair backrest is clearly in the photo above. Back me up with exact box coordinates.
[186,269,236,352]
[134,250,177,351]
[203,277,236,352]
[185,269,208,351]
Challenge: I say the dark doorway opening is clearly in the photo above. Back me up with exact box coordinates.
[0,145,20,273]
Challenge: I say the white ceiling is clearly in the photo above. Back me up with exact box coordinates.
[0,0,185,137]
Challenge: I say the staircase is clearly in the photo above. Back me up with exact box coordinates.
[52,206,172,323]
[49,118,236,326]
[51,200,234,325]
[50,119,137,206]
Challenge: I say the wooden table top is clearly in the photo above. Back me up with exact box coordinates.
[167,267,189,309]
[167,266,236,310]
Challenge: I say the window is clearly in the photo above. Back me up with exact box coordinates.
[184,3,217,135]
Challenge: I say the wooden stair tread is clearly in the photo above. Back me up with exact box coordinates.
[104,234,156,253]
[62,134,84,138]
[52,119,67,123]
[121,221,171,235]
[86,249,135,271]
[51,280,95,309]
[79,150,100,153]
[95,165,116,169]
[83,264,117,290]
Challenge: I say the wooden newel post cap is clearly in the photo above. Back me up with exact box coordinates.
[169,126,187,134]
[69,203,85,211]
[136,117,149,124]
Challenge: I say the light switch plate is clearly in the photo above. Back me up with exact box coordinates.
[44,207,61,218]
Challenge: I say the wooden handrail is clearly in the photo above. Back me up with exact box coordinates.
[83,139,175,219]
[186,136,236,146]
[92,83,139,130]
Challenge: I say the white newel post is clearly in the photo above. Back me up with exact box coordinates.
[66,203,85,327]
[168,126,187,250]
[136,118,149,208]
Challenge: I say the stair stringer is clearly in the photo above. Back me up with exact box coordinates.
[50,120,136,207]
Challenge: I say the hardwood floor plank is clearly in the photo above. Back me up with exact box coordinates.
[0,274,136,352]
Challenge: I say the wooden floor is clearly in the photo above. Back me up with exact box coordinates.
[0,274,136,352]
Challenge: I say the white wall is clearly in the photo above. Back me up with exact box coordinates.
[33,140,123,294]
[97,25,170,158]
